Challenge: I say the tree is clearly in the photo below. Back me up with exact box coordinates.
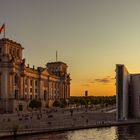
[12,124,19,138]
[29,99,42,109]
[60,99,67,108]
[53,100,60,107]
[68,98,75,105]
[80,98,87,106]
[69,96,116,106]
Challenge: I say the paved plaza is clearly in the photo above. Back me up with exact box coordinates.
[0,106,116,134]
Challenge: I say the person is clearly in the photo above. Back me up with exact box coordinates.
[86,119,88,124]
[70,109,73,116]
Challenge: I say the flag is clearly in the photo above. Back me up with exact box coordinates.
[0,24,5,34]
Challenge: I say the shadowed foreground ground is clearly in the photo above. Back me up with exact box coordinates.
[0,107,116,137]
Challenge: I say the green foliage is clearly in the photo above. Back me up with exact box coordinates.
[60,99,67,108]
[12,125,19,132]
[69,96,116,106]
[79,98,87,105]
[53,100,61,107]
[29,99,42,109]
[68,98,74,105]
[12,124,19,136]
[53,99,67,108]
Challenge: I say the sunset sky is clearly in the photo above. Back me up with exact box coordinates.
[1,0,140,96]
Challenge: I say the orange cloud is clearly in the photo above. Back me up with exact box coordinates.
[90,76,115,84]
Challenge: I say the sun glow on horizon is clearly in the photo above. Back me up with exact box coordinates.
[1,0,140,96]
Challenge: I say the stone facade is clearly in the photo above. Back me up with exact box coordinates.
[0,38,71,113]
[116,64,140,120]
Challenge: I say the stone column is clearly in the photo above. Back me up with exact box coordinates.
[20,74,24,99]
[52,82,54,100]
[33,79,35,99]
[63,83,64,99]
[47,78,49,101]
[1,68,11,112]
[27,77,30,100]
[64,83,66,99]
[9,72,14,99]
[50,81,52,100]
[60,81,63,99]
[47,77,50,100]
[0,73,1,99]
[68,83,70,98]
[1,69,8,99]
[56,82,58,99]
[59,82,61,99]
[12,74,15,99]
[39,78,43,100]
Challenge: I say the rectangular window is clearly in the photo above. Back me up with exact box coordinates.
[35,80,38,86]
[30,88,32,93]
[35,88,37,93]
[44,90,47,100]
[30,95,32,100]
[35,95,37,99]
[15,90,18,100]
[30,80,33,86]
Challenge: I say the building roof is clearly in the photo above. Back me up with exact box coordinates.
[0,38,24,49]
[130,73,140,76]
[47,61,67,65]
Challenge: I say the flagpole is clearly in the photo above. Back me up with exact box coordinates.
[0,23,5,38]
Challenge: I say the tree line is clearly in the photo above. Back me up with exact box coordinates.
[68,96,116,107]
[28,96,116,109]
[53,95,116,108]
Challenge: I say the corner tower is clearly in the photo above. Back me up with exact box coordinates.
[0,38,25,112]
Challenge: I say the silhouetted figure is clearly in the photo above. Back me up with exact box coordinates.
[13,131,17,140]
[86,119,88,124]
[70,109,73,116]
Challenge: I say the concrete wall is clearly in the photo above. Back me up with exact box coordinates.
[116,64,130,121]
[130,75,140,118]
[122,66,130,120]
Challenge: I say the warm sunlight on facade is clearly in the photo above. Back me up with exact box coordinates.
[1,0,140,97]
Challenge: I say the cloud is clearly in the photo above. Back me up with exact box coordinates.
[82,76,115,87]
[82,84,90,87]
[90,76,115,84]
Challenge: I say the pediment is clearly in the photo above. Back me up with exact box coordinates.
[40,68,49,76]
